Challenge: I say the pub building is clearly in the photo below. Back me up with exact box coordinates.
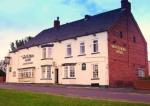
[6,0,149,87]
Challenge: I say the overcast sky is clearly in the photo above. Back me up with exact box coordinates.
[0,0,150,60]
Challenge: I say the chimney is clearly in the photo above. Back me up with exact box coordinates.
[54,17,60,28]
[121,0,131,12]
[84,15,91,20]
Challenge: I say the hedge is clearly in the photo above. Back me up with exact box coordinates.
[0,70,6,77]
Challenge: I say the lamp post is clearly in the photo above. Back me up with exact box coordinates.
[4,56,11,65]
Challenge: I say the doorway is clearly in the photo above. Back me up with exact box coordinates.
[55,69,59,84]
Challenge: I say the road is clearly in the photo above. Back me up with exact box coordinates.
[0,83,150,104]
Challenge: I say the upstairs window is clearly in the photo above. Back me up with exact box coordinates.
[42,47,52,59]
[120,32,123,39]
[133,36,136,43]
[66,44,72,57]
[42,48,46,59]
[80,42,85,55]
[93,40,98,53]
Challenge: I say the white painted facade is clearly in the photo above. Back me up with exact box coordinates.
[6,32,109,86]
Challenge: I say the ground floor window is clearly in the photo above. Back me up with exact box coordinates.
[18,68,34,79]
[137,68,145,78]
[41,65,51,79]
[64,65,75,78]
[93,64,99,79]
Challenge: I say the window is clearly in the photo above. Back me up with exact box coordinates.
[66,44,72,57]
[93,64,98,79]
[82,63,86,70]
[64,65,75,78]
[138,68,145,78]
[42,48,46,59]
[47,66,51,79]
[47,47,52,58]
[18,68,34,79]
[64,66,68,78]
[42,47,52,59]
[42,67,46,79]
[70,66,75,77]
[80,42,85,55]
[120,32,123,39]
[93,40,98,53]
[41,66,51,79]
[133,36,136,43]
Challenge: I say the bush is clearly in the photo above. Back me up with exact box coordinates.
[141,77,150,80]
[0,70,6,77]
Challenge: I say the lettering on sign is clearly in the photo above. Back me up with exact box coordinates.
[111,45,127,54]
[21,54,34,65]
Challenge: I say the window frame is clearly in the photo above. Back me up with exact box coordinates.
[82,63,86,71]
[137,68,145,78]
[63,65,75,79]
[80,42,85,55]
[41,65,51,79]
[42,47,52,59]
[93,40,99,53]
[93,64,99,79]
[66,44,72,57]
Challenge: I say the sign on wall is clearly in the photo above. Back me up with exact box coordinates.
[111,44,127,54]
[21,54,34,65]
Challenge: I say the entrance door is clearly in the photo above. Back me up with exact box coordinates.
[55,69,59,84]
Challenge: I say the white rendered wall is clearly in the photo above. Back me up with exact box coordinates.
[6,31,109,85]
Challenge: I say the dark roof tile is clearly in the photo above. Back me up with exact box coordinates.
[17,8,123,50]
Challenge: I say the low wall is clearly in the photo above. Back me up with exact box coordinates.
[0,77,6,83]
[134,80,150,90]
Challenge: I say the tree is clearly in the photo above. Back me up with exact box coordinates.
[10,42,16,51]
[0,70,6,77]
[10,36,33,51]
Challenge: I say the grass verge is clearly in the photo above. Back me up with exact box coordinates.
[0,88,149,106]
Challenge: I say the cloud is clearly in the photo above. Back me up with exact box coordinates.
[0,28,40,59]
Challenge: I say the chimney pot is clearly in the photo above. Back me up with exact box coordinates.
[54,17,60,28]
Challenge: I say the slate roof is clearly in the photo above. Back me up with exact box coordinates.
[17,8,123,50]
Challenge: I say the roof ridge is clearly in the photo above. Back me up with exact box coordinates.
[12,8,122,52]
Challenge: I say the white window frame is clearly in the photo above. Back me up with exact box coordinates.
[64,66,68,78]
[18,68,34,79]
[70,66,75,78]
[66,44,72,57]
[80,42,85,55]
[42,47,52,59]
[138,68,145,78]
[93,64,99,79]
[64,65,75,78]
[93,40,99,53]
[42,47,46,59]
[41,66,51,79]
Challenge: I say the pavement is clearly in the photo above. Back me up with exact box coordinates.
[0,83,150,104]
